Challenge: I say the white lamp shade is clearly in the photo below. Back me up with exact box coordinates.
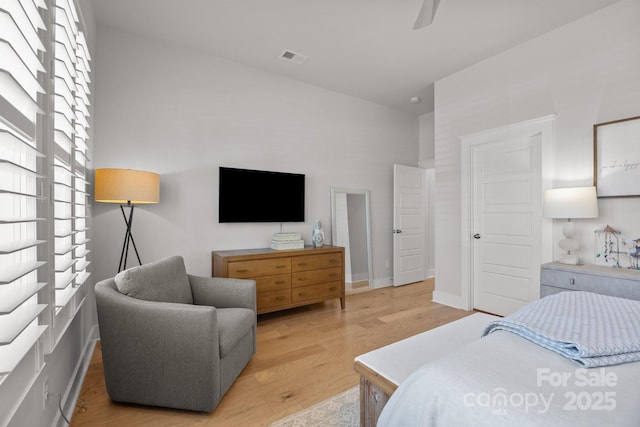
[95,168,160,204]
[543,186,599,219]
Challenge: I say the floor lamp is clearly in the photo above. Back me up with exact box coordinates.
[543,186,599,265]
[95,168,160,272]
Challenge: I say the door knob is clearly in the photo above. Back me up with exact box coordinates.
[473,233,481,239]
[393,229,403,234]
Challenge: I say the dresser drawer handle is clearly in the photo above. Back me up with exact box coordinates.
[329,287,338,291]
[569,278,576,285]
[329,273,337,278]
[298,277,307,281]
[236,268,248,273]
[298,263,308,267]
[275,296,286,301]
[275,281,285,285]
[298,292,306,297]
[276,265,286,269]
[329,259,338,263]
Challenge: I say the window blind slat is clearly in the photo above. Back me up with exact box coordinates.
[3,1,46,52]
[54,59,74,94]
[0,261,46,285]
[0,43,45,101]
[0,301,46,344]
[17,0,46,31]
[54,7,75,40]
[76,32,91,62]
[54,75,74,106]
[54,23,74,61]
[0,281,47,314]
[53,111,74,139]
[0,13,45,74]
[54,41,76,77]
[0,74,42,130]
[0,239,45,254]
[0,129,43,160]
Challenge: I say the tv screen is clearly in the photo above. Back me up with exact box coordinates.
[219,167,305,223]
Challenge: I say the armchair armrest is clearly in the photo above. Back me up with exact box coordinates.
[189,274,256,312]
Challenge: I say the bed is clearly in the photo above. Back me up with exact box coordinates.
[377,291,640,426]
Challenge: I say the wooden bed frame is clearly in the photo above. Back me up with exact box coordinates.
[353,312,498,426]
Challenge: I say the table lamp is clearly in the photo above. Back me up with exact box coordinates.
[543,186,599,265]
[95,168,160,272]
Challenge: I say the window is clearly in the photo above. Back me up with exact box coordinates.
[0,0,92,384]
[0,0,48,382]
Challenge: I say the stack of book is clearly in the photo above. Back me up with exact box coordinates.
[271,232,305,250]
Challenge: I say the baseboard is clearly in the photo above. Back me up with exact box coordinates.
[57,324,100,427]
[432,290,468,310]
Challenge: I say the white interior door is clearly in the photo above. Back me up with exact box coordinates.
[393,165,427,286]
[472,135,542,315]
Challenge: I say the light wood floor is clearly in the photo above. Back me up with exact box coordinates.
[70,279,470,426]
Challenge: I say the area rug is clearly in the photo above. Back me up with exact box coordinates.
[268,386,359,427]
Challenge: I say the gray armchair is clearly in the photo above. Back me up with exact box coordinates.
[95,256,256,412]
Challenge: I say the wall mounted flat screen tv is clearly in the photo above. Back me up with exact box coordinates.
[219,167,305,223]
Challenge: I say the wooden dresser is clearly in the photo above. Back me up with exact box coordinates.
[212,245,345,314]
[540,262,640,301]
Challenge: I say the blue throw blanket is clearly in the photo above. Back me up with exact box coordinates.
[483,291,640,367]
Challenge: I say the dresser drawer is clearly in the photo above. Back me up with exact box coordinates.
[228,258,291,278]
[292,281,342,302]
[540,268,581,291]
[292,253,342,272]
[257,289,291,310]
[255,274,291,293]
[540,264,640,300]
[291,267,342,288]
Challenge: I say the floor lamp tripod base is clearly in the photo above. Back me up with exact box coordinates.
[118,203,142,273]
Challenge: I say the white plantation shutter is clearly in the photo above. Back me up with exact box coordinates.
[52,0,91,333]
[0,0,92,387]
[0,0,48,381]
[73,29,91,287]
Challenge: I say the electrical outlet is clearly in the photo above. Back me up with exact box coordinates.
[42,377,49,410]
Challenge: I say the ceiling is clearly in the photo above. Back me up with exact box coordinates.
[90,0,619,116]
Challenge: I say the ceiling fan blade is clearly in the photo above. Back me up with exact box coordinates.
[413,0,441,30]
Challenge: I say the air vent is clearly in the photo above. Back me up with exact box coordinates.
[280,50,308,65]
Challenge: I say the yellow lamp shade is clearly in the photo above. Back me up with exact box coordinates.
[95,168,160,204]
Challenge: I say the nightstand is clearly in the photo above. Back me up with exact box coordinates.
[540,262,640,301]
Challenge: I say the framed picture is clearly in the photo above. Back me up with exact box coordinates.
[594,115,640,197]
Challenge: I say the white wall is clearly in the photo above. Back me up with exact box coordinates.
[419,112,435,168]
[92,25,418,286]
[433,0,640,305]
[419,112,436,277]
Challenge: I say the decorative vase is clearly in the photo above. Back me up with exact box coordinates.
[312,220,324,247]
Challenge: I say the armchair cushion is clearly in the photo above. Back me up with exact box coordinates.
[217,308,255,357]
[114,255,193,304]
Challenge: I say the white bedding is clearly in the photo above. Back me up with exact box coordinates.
[378,330,640,426]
